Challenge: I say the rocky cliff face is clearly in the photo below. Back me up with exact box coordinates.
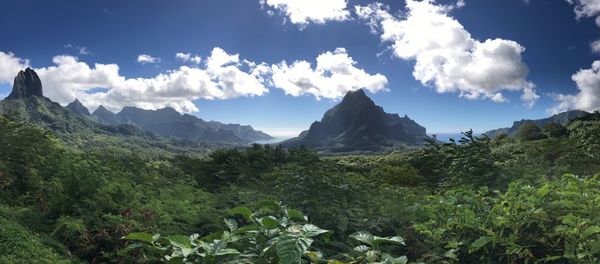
[6,68,44,99]
[284,89,428,152]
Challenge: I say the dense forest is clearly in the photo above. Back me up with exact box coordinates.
[2,111,600,263]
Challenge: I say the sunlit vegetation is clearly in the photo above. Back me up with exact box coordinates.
[1,113,600,263]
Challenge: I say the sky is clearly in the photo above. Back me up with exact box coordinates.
[0,0,599,136]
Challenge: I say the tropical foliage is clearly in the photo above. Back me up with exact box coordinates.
[1,113,600,263]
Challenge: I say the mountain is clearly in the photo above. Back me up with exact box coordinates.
[66,99,91,116]
[0,68,153,138]
[6,68,43,99]
[115,106,272,143]
[87,103,272,143]
[484,110,588,138]
[92,105,121,125]
[284,89,428,152]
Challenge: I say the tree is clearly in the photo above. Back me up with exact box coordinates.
[543,122,568,138]
[516,122,543,141]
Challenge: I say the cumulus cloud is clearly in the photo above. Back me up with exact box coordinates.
[137,54,160,64]
[0,51,29,85]
[260,0,350,27]
[567,0,600,19]
[0,48,269,113]
[271,47,388,99]
[550,61,600,114]
[176,52,202,64]
[355,0,538,106]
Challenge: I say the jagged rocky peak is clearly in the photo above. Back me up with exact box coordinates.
[284,89,428,152]
[66,99,91,116]
[6,67,44,99]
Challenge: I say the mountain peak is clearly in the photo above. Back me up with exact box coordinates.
[285,89,427,152]
[340,89,372,104]
[66,99,91,116]
[6,67,44,99]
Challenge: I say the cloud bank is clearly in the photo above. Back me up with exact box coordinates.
[355,0,538,106]
[550,61,600,114]
[0,47,386,113]
[271,47,388,99]
[0,48,270,113]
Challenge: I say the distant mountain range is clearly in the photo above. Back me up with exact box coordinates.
[0,68,272,145]
[484,110,588,138]
[88,106,272,143]
[284,89,428,152]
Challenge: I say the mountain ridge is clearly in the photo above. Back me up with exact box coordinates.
[484,110,588,138]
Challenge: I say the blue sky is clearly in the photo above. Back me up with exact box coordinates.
[0,0,599,136]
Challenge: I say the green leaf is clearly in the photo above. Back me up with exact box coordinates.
[224,218,238,232]
[214,248,241,256]
[261,216,280,229]
[305,250,323,262]
[167,235,192,249]
[286,209,307,222]
[353,245,370,252]
[229,206,253,220]
[583,225,600,237]
[381,253,408,264]
[122,232,156,243]
[302,224,329,237]
[276,235,313,264]
[350,231,374,246]
[469,236,493,252]
[373,236,405,247]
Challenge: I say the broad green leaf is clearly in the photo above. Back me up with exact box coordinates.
[122,232,155,243]
[214,248,241,256]
[350,231,374,246]
[276,235,313,264]
[373,236,405,246]
[229,206,253,220]
[583,225,600,237]
[261,216,280,229]
[302,224,329,237]
[286,208,307,222]
[168,235,192,249]
[469,236,493,252]
[305,250,323,262]
[224,218,238,232]
[381,253,408,264]
[353,245,370,252]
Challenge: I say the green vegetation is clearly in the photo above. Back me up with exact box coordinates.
[1,113,600,263]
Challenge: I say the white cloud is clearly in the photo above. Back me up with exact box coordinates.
[592,40,600,54]
[550,60,600,114]
[78,47,90,55]
[566,1,600,54]
[355,1,538,107]
[260,0,350,27]
[271,47,388,99]
[0,51,29,85]
[176,52,202,64]
[567,0,600,19]
[137,54,160,64]
[0,48,269,113]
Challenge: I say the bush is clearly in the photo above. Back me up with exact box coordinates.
[516,122,543,141]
